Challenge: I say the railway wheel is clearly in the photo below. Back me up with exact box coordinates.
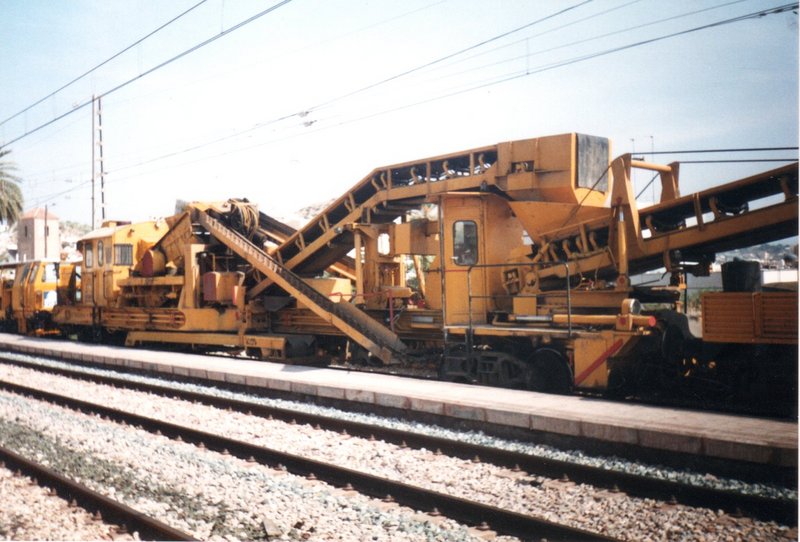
[654,310,696,390]
[527,348,572,394]
[491,352,529,389]
[438,345,475,384]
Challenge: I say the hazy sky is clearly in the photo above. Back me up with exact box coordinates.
[1,0,797,225]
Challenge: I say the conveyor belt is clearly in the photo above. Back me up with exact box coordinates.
[640,163,797,230]
[247,134,603,296]
[255,210,356,280]
[196,210,407,364]
[271,144,499,276]
[513,162,799,282]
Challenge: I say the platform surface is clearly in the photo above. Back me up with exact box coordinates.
[0,333,795,467]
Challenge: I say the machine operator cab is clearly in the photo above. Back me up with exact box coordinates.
[434,133,612,327]
[76,219,168,308]
[0,260,73,335]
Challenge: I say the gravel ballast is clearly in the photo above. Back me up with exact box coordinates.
[0,462,133,541]
[0,359,795,541]
[0,391,491,541]
[1,352,793,501]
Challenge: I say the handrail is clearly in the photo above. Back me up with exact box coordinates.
[464,260,573,353]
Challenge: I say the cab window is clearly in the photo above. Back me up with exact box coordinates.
[115,244,133,266]
[42,263,58,283]
[85,245,93,268]
[26,263,38,284]
[18,264,31,284]
[97,241,105,266]
[453,220,478,266]
[70,265,82,304]
[577,134,609,193]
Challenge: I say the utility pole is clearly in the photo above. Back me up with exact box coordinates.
[92,95,106,228]
[44,204,48,259]
[44,202,55,260]
[630,138,637,198]
[650,135,655,204]
[92,96,95,228]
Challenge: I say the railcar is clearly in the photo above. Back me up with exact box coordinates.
[0,259,76,335]
[4,133,794,407]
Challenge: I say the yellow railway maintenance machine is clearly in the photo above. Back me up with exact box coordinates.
[0,259,76,335]
[48,133,796,405]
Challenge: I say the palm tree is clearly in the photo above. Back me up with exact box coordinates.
[0,149,23,225]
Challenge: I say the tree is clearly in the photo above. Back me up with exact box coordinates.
[0,148,23,225]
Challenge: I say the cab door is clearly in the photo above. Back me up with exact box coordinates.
[11,263,31,317]
[441,195,488,326]
[81,241,95,306]
[23,262,40,320]
[40,262,59,310]
[98,239,114,303]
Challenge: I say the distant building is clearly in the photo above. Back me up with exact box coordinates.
[17,207,60,261]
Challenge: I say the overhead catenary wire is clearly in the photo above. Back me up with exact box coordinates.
[14,0,776,173]
[82,0,449,124]
[641,146,798,155]
[633,149,798,200]
[435,0,750,75]
[514,2,799,76]
[86,0,800,201]
[22,2,799,207]
[85,0,688,178]
[307,0,594,113]
[423,1,798,107]
[411,0,753,90]
[307,3,799,140]
[288,0,759,121]
[0,0,210,129]
[105,1,800,181]
[17,1,449,183]
[28,178,93,208]
[0,0,294,151]
[677,159,798,163]
[76,0,604,178]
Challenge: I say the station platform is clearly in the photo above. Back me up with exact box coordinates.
[0,333,795,470]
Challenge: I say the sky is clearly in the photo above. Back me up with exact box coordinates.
[0,0,797,227]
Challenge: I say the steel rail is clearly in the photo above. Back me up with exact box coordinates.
[0,444,195,541]
[0,354,795,525]
[0,376,616,542]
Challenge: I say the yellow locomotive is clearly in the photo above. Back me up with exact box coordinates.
[7,133,793,405]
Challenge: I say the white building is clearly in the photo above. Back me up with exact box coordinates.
[17,207,61,261]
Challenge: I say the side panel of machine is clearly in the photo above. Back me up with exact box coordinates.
[702,291,798,344]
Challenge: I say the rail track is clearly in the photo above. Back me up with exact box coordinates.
[0,353,794,527]
[0,443,194,541]
[0,370,617,541]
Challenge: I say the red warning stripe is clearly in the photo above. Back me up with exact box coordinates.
[574,338,624,386]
